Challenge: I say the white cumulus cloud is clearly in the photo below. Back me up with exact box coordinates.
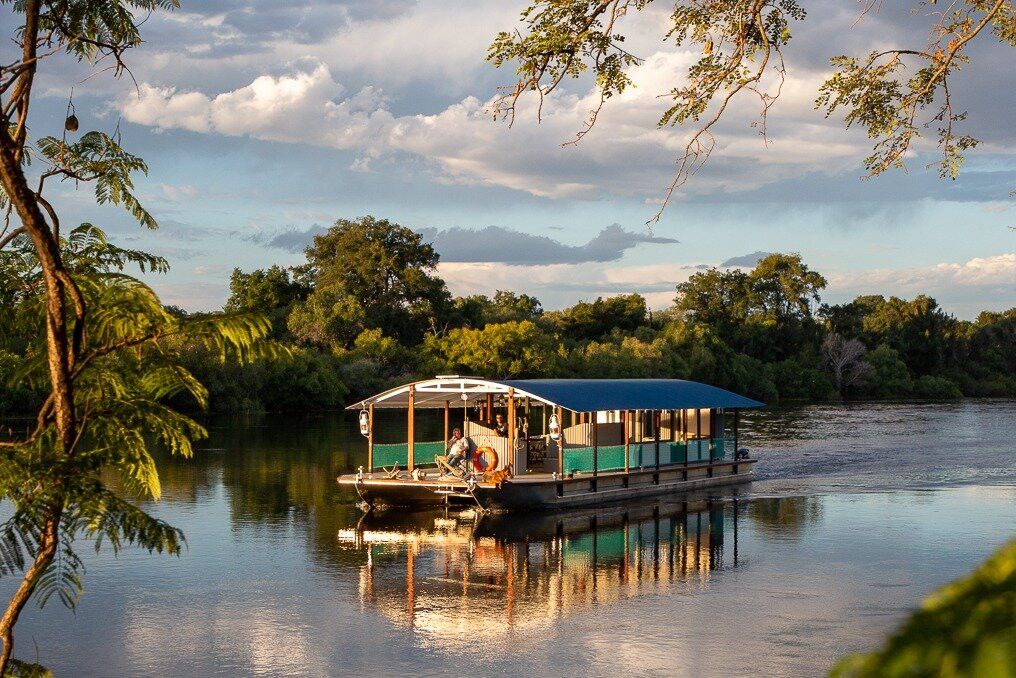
[116,49,870,203]
[827,254,1016,318]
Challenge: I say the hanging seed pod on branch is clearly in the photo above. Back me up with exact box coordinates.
[65,114,79,132]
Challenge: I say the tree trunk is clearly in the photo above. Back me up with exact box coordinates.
[0,509,61,675]
[0,143,77,445]
[0,4,77,672]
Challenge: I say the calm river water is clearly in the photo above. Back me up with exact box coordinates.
[7,400,1016,677]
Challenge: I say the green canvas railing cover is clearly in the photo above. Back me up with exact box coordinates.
[372,441,444,468]
[563,437,741,473]
[597,445,626,470]
[372,442,407,468]
[415,441,447,460]
[563,446,625,473]
[634,437,737,464]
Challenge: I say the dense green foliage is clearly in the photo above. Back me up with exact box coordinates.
[11,217,1004,414]
[0,2,281,671]
[0,224,272,670]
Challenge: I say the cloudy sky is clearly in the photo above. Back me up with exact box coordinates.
[7,1,1015,318]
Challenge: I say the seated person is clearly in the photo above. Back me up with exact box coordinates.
[443,427,471,471]
[492,413,508,438]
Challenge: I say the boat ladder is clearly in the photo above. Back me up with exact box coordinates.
[432,482,488,513]
[432,484,471,499]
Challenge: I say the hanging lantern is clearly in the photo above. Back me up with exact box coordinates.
[358,409,370,437]
[549,413,561,440]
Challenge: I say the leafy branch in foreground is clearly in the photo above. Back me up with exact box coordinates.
[816,0,1014,179]
[0,4,272,673]
[489,0,1014,220]
[0,225,276,670]
[831,538,1016,676]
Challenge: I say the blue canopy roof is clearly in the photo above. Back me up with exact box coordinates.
[500,379,764,412]
[350,376,764,410]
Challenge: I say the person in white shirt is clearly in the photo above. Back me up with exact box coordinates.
[445,428,470,470]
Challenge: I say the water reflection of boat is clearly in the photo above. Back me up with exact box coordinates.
[336,500,739,644]
[338,377,763,510]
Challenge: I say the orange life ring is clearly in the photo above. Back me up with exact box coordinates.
[473,446,498,472]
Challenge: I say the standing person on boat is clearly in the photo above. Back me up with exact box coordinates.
[492,413,508,437]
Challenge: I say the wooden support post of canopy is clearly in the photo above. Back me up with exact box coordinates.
[654,410,661,471]
[592,411,598,479]
[709,408,715,463]
[507,387,516,473]
[524,396,531,442]
[695,408,702,464]
[623,410,630,473]
[734,409,740,462]
[557,406,564,476]
[444,400,449,445]
[367,403,374,472]
[684,409,690,468]
[407,385,415,471]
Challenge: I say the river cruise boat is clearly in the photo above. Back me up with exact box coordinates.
[337,376,763,511]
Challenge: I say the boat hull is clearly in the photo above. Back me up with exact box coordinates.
[339,458,756,511]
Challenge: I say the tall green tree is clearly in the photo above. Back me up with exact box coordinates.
[425,320,557,378]
[0,226,271,675]
[288,216,451,349]
[673,268,752,339]
[225,265,311,339]
[542,293,647,342]
[749,253,826,323]
[824,294,958,375]
[675,253,825,360]
[957,310,1016,395]
[489,0,1015,219]
[448,290,543,329]
[488,290,544,324]
[0,2,270,673]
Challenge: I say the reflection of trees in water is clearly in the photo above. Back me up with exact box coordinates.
[145,412,369,569]
[746,496,823,539]
[338,501,738,644]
